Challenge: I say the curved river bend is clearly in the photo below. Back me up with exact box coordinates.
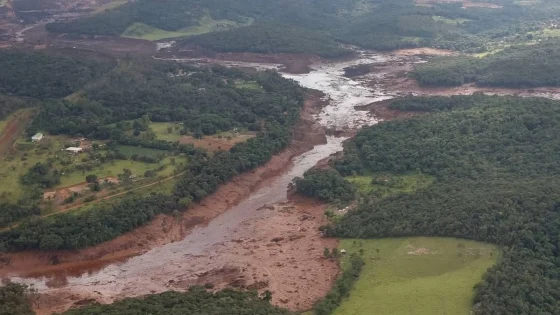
[10,50,397,306]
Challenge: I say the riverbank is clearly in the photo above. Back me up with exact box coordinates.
[0,90,326,279]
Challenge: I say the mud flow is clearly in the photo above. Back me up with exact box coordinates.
[8,47,557,314]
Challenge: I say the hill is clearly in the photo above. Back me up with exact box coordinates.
[325,95,560,314]
[413,41,560,87]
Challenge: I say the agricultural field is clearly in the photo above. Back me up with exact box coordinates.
[150,122,256,152]
[150,122,184,142]
[0,132,186,205]
[92,0,127,14]
[334,238,500,315]
[121,15,252,41]
[345,173,434,197]
[179,130,256,152]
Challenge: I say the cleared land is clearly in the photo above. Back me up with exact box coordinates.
[121,15,252,41]
[334,237,500,315]
[150,122,257,152]
[345,173,434,197]
[92,0,128,14]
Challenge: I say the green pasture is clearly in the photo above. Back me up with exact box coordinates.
[150,122,184,142]
[121,15,252,41]
[345,173,434,197]
[334,237,500,315]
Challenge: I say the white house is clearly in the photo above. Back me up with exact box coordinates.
[65,147,83,154]
[31,133,43,142]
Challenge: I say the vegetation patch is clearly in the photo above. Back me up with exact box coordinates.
[333,238,499,315]
[345,173,434,197]
[60,287,292,315]
[413,40,560,87]
[121,15,249,41]
[92,0,128,14]
[330,95,560,314]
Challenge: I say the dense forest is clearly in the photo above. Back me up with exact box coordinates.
[30,57,303,138]
[45,0,560,53]
[184,23,351,58]
[0,50,114,100]
[325,95,560,314]
[413,40,560,87]
[293,169,356,204]
[58,287,292,315]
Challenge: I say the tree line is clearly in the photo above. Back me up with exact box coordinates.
[324,95,560,314]
[184,22,351,58]
[413,40,560,88]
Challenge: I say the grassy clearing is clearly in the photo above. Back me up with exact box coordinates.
[334,237,500,315]
[121,15,252,41]
[542,28,560,37]
[114,145,169,157]
[345,173,434,197]
[57,155,186,188]
[150,122,184,142]
[92,0,127,14]
[432,16,471,25]
[234,81,263,90]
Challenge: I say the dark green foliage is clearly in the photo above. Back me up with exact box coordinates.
[186,23,351,58]
[0,50,113,100]
[30,58,303,138]
[330,95,560,314]
[0,96,39,120]
[414,41,560,88]
[0,194,178,250]
[20,163,61,188]
[44,0,560,54]
[293,169,356,204]
[0,283,34,315]
[313,254,364,315]
[0,203,40,228]
[59,287,293,315]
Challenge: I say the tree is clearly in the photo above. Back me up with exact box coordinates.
[323,247,331,258]
[85,174,98,183]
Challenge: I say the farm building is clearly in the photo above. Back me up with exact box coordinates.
[31,133,43,142]
[65,147,83,154]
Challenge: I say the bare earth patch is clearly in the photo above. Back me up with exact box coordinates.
[179,133,256,152]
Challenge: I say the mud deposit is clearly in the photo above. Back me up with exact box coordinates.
[6,45,560,314]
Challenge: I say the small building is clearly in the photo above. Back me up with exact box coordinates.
[31,133,43,142]
[65,147,83,154]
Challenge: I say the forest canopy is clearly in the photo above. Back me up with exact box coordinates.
[328,95,560,315]
[413,41,560,88]
[184,23,351,58]
[45,0,560,53]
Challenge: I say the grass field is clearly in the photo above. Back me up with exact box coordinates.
[0,0,6,7]
[121,15,252,41]
[234,81,263,90]
[92,0,127,14]
[57,155,186,188]
[433,16,471,25]
[345,173,434,197]
[115,145,169,157]
[334,237,500,315]
[150,122,184,142]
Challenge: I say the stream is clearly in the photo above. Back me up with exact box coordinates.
[9,50,397,306]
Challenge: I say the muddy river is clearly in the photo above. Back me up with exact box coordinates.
[8,50,398,311]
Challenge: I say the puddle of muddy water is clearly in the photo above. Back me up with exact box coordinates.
[9,50,399,308]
